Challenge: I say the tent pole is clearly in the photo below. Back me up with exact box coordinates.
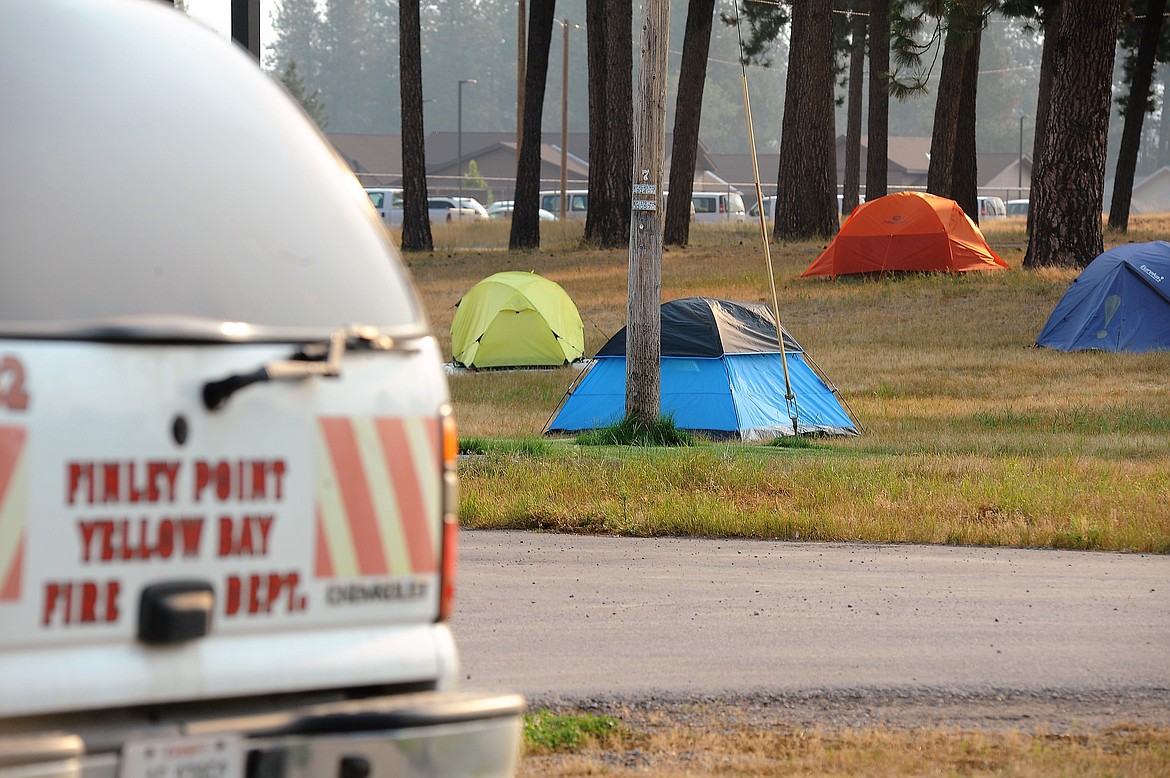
[734,5,799,436]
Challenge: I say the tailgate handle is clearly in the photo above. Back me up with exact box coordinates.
[138,581,215,644]
[201,327,419,411]
[203,330,346,411]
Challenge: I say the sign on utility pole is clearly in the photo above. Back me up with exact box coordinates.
[626,0,670,424]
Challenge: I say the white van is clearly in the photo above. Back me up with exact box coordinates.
[977,195,1007,220]
[365,187,404,227]
[0,3,523,776]
[540,189,589,220]
[691,191,747,223]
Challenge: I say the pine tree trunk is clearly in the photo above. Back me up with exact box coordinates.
[1025,0,1124,269]
[773,0,837,241]
[1160,99,1170,169]
[1027,1,1062,238]
[1108,0,1167,232]
[584,0,633,249]
[664,0,715,248]
[926,0,983,218]
[865,0,890,200]
[398,0,431,252]
[926,23,967,200]
[842,6,866,216]
[953,21,982,221]
[509,2,556,251]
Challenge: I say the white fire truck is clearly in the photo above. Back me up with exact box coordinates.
[0,1,524,776]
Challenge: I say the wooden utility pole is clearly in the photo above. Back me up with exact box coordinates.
[626,0,670,423]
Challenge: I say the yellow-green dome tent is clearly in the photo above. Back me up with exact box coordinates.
[451,271,585,369]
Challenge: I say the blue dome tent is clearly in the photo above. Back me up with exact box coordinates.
[545,298,859,440]
[1036,241,1170,352]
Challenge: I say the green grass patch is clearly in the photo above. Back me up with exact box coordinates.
[459,436,551,457]
[459,446,1170,552]
[575,415,697,447]
[523,709,624,752]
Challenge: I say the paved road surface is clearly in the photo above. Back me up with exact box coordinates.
[451,531,1169,707]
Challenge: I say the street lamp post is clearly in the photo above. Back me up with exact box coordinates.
[560,19,570,221]
[517,0,526,163]
[458,79,478,222]
[1018,114,1027,200]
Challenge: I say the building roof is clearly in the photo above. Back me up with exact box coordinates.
[704,153,780,193]
[704,136,935,193]
[880,136,933,175]
[1122,165,1170,214]
[329,133,404,187]
[330,131,1038,203]
[329,131,717,192]
[979,152,1032,189]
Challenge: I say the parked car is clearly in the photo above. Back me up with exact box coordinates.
[0,3,524,776]
[1006,199,1030,217]
[428,195,489,223]
[487,200,557,221]
[365,186,404,227]
[748,195,862,222]
[748,196,778,221]
[486,200,512,218]
[691,191,747,223]
[539,190,589,220]
[977,195,1007,219]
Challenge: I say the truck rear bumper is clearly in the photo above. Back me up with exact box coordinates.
[0,690,526,778]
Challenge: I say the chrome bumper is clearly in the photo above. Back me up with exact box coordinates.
[0,690,526,778]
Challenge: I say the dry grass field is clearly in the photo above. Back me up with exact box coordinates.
[403,214,1170,774]
[405,215,1170,554]
[519,708,1170,777]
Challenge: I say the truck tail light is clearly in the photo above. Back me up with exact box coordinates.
[438,405,459,621]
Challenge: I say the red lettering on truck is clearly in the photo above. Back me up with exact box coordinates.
[41,579,120,626]
[0,357,29,411]
[66,460,180,505]
[76,517,204,562]
[216,514,274,557]
[223,571,307,616]
[193,459,286,503]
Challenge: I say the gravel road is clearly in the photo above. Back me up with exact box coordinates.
[451,530,1170,731]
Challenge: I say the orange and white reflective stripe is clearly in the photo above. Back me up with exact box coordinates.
[315,417,441,579]
[0,427,27,602]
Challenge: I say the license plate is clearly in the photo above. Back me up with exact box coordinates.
[120,733,242,778]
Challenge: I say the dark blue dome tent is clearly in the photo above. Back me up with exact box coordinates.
[545,298,859,440]
[1036,241,1170,352]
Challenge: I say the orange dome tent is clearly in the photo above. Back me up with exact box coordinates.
[800,191,1008,278]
